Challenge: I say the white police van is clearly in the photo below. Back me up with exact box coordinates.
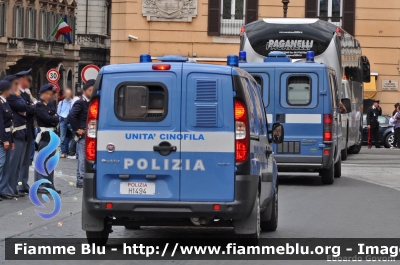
[82,54,284,244]
[239,51,342,185]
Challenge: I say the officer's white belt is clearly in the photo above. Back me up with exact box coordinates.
[12,125,26,133]
[5,127,12,133]
[36,127,55,143]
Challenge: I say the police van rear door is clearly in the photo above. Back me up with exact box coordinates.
[96,64,182,201]
[273,70,323,159]
[179,64,235,202]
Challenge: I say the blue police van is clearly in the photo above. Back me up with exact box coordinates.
[82,54,284,244]
[239,51,342,185]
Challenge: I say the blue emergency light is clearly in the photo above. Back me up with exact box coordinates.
[264,51,291,62]
[227,55,239,67]
[140,54,152,63]
[306,51,315,62]
[157,55,188,62]
[239,51,247,62]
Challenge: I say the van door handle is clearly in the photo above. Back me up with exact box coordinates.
[153,141,177,156]
[153,146,177,152]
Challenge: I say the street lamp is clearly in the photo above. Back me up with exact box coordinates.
[282,0,290,18]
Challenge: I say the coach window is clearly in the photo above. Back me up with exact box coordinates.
[115,83,168,121]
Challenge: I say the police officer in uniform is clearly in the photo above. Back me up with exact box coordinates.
[14,69,36,194]
[4,75,27,197]
[34,84,60,194]
[367,99,382,149]
[69,79,94,188]
[0,80,15,200]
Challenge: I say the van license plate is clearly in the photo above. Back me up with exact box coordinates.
[120,182,155,195]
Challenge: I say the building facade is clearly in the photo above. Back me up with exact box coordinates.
[75,0,111,87]
[0,0,79,96]
[110,0,400,111]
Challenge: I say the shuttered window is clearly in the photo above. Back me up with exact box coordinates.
[208,0,258,36]
[306,0,355,34]
[0,3,6,37]
[207,0,220,36]
[342,0,355,35]
[305,0,318,18]
[27,8,37,39]
[40,10,48,40]
[14,5,24,38]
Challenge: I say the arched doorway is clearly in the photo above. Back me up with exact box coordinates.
[67,70,73,89]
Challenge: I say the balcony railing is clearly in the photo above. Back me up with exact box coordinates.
[7,38,65,55]
[220,18,245,36]
[76,34,110,49]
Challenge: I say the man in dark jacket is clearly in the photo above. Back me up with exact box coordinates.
[68,80,94,188]
[34,84,60,194]
[14,69,36,194]
[367,99,382,148]
[4,75,28,197]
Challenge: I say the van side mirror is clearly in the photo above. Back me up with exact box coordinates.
[341,98,352,113]
[270,123,284,144]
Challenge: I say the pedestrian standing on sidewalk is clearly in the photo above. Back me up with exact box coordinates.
[34,84,61,194]
[57,88,73,158]
[393,105,400,149]
[0,80,15,200]
[390,103,399,149]
[69,80,94,188]
[6,75,28,197]
[367,99,382,149]
[14,69,36,194]
[67,89,83,159]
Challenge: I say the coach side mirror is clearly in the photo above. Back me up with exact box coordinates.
[341,98,352,113]
[270,123,284,144]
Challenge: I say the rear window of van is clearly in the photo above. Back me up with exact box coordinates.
[287,76,311,106]
[114,82,168,121]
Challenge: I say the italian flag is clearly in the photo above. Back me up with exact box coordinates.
[51,17,72,39]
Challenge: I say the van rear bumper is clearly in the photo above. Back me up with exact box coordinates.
[82,173,258,221]
[276,153,333,171]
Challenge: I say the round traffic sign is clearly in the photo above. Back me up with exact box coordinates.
[81,65,100,83]
[52,83,60,93]
[46,69,60,83]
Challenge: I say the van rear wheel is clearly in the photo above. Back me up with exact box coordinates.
[334,155,342,178]
[320,159,334,185]
[86,219,112,246]
[261,187,278,232]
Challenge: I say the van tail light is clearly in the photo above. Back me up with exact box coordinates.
[235,100,249,162]
[323,114,333,142]
[86,98,99,161]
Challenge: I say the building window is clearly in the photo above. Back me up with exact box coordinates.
[14,5,24,38]
[0,3,6,37]
[67,15,76,43]
[220,0,245,35]
[27,8,37,39]
[207,0,257,36]
[39,10,48,40]
[319,0,342,26]
[106,1,111,36]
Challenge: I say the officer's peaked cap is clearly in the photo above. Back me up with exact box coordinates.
[83,79,95,90]
[15,68,32,77]
[3,75,17,82]
[373,99,380,103]
[39,84,56,94]
[0,80,12,91]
